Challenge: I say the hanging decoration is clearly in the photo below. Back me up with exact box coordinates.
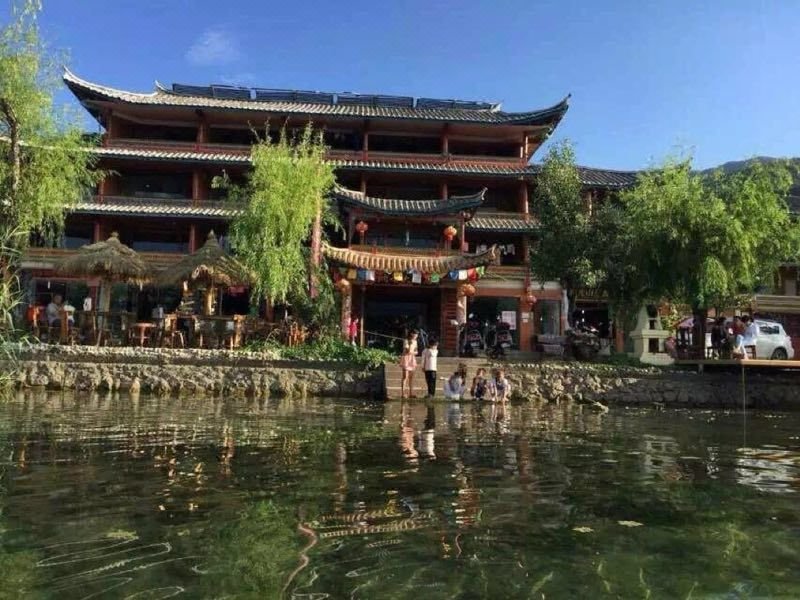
[525,287,538,306]
[335,278,351,292]
[443,225,457,244]
[458,283,476,298]
[355,220,369,244]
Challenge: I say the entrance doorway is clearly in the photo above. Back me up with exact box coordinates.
[468,296,520,348]
[358,286,441,352]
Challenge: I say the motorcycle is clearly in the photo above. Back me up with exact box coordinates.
[486,317,513,359]
[453,315,484,357]
[567,323,601,361]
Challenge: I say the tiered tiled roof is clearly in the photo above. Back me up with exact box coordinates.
[72,197,239,219]
[93,146,638,187]
[333,185,485,216]
[64,69,569,128]
[466,213,539,233]
[322,243,500,272]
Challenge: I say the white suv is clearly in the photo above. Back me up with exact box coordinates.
[753,320,794,360]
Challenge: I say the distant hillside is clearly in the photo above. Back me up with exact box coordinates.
[705,157,800,214]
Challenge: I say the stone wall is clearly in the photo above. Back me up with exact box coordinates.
[4,346,800,408]
[507,363,800,409]
[3,345,383,398]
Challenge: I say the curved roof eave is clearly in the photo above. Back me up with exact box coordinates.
[332,185,486,216]
[63,69,569,127]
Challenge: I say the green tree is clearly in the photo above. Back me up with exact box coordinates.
[0,0,99,244]
[618,157,798,353]
[218,125,337,324]
[530,141,596,327]
[0,0,99,369]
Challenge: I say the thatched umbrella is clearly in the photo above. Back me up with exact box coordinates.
[57,232,149,312]
[156,231,252,315]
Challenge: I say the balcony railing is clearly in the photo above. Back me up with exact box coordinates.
[104,138,527,167]
[753,294,800,314]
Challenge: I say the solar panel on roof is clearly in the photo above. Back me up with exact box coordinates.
[211,85,252,100]
[337,94,377,107]
[254,89,334,104]
[294,91,334,104]
[374,95,414,108]
[416,97,493,111]
[172,83,213,97]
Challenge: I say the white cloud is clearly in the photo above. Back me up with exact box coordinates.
[185,28,241,66]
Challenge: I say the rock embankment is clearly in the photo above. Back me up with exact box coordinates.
[4,345,382,398]
[506,362,799,409]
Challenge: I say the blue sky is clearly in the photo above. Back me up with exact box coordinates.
[12,0,800,169]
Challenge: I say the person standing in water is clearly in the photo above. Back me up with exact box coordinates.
[399,330,419,399]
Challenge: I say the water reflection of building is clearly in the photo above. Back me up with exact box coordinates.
[736,447,800,494]
[640,434,680,479]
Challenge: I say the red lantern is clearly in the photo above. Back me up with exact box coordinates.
[335,278,351,292]
[525,289,537,306]
[443,225,457,243]
[355,221,368,244]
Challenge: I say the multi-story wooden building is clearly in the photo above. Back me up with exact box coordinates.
[22,69,636,354]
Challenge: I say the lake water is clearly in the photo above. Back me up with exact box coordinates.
[1,391,799,599]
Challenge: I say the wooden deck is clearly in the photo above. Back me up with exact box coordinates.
[676,359,800,371]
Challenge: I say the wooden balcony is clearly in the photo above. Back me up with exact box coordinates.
[22,247,186,273]
[753,294,800,314]
[104,139,526,168]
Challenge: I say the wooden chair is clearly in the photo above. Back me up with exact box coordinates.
[160,314,186,348]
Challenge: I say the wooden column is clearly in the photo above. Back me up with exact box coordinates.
[360,174,367,195]
[440,182,448,199]
[362,120,370,160]
[518,181,529,214]
[442,124,450,155]
[459,215,467,252]
[192,170,208,203]
[359,287,366,347]
[105,111,121,140]
[188,224,197,253]
[519,133,526,160]
[93,220,102,243]
[196,114,209,145]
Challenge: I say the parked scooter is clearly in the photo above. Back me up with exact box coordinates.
[486,317,513,359]
[453,315,484,357]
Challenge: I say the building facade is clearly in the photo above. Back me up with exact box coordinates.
[22,70,637,354]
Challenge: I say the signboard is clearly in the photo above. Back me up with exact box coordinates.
[501,310,517,330]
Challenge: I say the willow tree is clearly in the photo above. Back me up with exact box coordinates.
[219,125,337,322]
[0,0,99,244]
[0,0,99,350]
[619,158,798,354]
[529,141,596,328]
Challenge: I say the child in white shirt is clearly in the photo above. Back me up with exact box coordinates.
[420,341,439,398]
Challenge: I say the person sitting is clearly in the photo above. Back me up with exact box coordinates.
[710,316,727,359]
[471,368,489,401]
[62,299,76,326]
[490,368,511,403]
[45,294,63,328]
[443,370,466,400]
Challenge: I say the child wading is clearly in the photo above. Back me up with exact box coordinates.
[471,368,489,401]
[399,331,419,399]
[490,368,511,403]
[421,340,439,398]
[444,366,467,400]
